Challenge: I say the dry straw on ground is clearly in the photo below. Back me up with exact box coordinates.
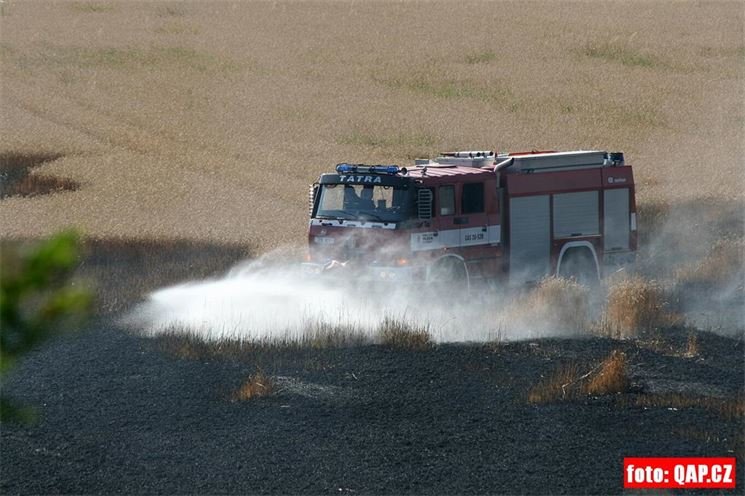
[231,370,274,401]
[0,2,741,249]
[675,237,745,289]
[596,276,680,338]
[684,332,699,358]
[528,350,630,404]
[378,317,432,351]
[151,314,435,359]
[506,277,590,334]
[527,362,583,404]
[584,351,631,396]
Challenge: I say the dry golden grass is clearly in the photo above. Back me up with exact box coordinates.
[378,316,432,351]
[0,1,741,250]
[231,370,274,401]
[585,351,631,396]
[301,320,371,349]
[675,237,745,289]
[528,350,630,404]
[507,277,590,334]
[150,317,435,367]
[597,276,681,338]
[527,362,583,404]
[154,330,286,362]
[156,329,216,361]
[152,321,373,361]
[684,332,700,358]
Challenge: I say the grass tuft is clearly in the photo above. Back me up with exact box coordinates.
[597,276,679,338]
[338,131,437,149]
[506,277,590,334]
[154,21,200,36]
[581,41,664,68]
[684,332,699,358]
[301,320,370,349]
[156,4,187,17]
[464,51,496,64]
[69,2,113,14]
[29,46,237,74]
[231,370,274,401]
[378,317,432,351]
[528,362,582,404]
[376,72,513,106]
[151,320,373,360]
[529,350,631,404]
[585,351,630,396]
[675,237,744,289]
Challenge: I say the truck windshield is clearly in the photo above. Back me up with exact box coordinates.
[316,184,412,222]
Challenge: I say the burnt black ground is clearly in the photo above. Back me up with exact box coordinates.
[1,323,743,495]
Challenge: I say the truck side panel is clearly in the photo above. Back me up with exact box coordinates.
[604,188,631,251]
[509,195,551,285]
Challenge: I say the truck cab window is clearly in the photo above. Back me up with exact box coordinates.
[462,182,484,214]
[439,185,455,216]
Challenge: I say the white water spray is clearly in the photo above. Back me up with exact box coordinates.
[125,251,571,343]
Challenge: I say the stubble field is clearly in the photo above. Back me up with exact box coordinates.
[1,1,742,248]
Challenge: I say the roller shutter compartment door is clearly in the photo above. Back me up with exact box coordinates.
[553,191,599,238]
[604,188,630,251]
[509,195,550,284]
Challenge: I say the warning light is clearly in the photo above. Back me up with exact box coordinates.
[335,163,404,175]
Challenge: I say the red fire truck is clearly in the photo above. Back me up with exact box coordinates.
[307,150,636,288]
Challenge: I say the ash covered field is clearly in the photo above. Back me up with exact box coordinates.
[1,1,744,494]
[2,319,743,495]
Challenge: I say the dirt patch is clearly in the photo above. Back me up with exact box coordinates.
[0,152,79,198]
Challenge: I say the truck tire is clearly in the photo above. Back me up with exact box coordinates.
[558,249,599,287]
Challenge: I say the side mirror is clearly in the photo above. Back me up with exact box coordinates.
[417,188,433,221]
[308,183,318,217]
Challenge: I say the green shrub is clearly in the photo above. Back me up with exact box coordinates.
[1,231,92,422]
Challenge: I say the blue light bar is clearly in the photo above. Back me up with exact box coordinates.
[335,163,403,175]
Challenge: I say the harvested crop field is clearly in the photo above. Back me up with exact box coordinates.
[1,1,742,247]
[1,1,744,494]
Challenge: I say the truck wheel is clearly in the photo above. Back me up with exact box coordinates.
[558,249,599,287]
[429,258,469,296]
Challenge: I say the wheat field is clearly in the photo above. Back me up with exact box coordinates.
[1,1,742,250]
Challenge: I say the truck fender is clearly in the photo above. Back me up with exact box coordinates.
[556,241,600,280]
